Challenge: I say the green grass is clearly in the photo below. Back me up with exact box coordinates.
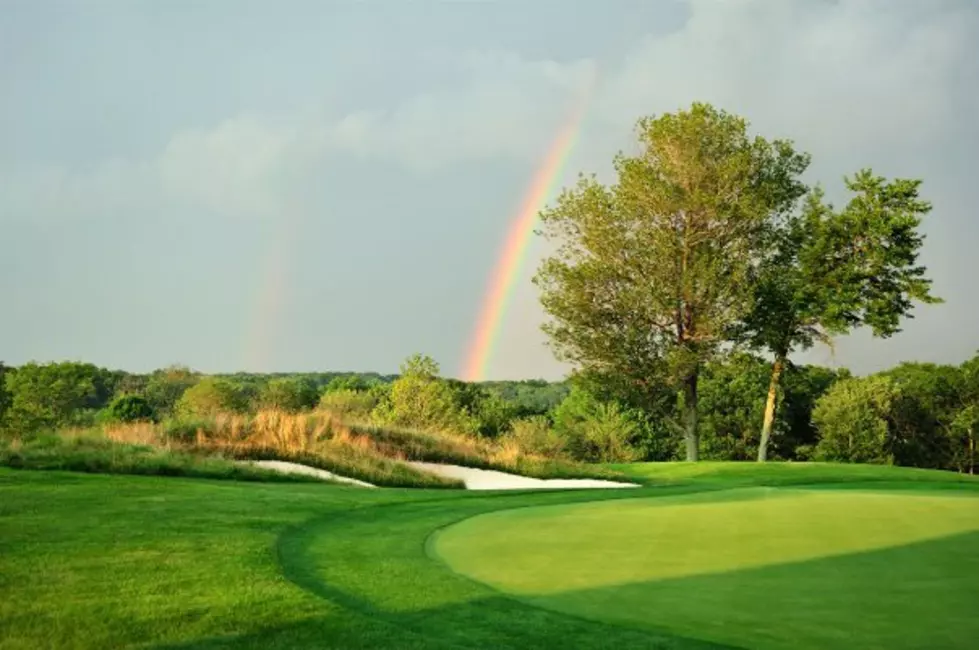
[2,462,978,649]
[432,488,979,650]
[611,460,979,486]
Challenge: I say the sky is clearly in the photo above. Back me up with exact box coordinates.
[1,0,977,380]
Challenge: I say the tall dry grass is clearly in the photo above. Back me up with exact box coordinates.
[99,410,460,488]
[92,408,623,484]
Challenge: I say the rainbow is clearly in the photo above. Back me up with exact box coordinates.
[461,79,596,382]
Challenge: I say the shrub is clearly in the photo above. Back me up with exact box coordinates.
[504,416,567,458]
[107,395,155,422]
[144,366,199,417]
[259,378,319,413]
[579,403,641,463]
[373,354,477,434]
[319,389,380,420]
[552,387,641,462]
[176,378,249,418]
[812,376,897,464]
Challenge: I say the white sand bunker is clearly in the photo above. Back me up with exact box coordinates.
[242,460,376,488]
[407,461,639,490]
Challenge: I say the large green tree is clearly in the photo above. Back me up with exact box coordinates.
[741,172,940,461]
[535,103,809,460]
[3,362,100,433]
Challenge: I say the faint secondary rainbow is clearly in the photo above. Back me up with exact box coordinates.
[461,78,596,382]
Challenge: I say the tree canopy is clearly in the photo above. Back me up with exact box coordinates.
[740,172,939,460]
[535,102,809,459]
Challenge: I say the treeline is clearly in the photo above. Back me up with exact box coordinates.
[2,351,975,472]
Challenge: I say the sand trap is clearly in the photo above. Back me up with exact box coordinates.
[406,461,639,490]
[242,460,376,488]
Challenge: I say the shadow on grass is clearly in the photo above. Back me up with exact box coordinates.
[150,487,734,650]
[148,593,732,650]
[152,485,979,650]
[522,530,979,650]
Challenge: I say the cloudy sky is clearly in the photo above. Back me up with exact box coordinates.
[2,0,977,379]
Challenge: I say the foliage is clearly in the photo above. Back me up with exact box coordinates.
[259,378,319,413]
[740,173,939,460]
[144,365,199,416]
[812,376,898,464]
[882,362,964,470]
[470,393,518,438]
[696,353,772,460]
[3,362,101,434]
[952,353,979,474]
[318,389,382,420]
[502,416,567,458]
[445,380,517,437]
[176,377,250,418]
[479,379,570,417]
[106,394,155,422]
[778,364,849,457]
[373,354,477,434]
[323,375,372,393]
[535,102,810,460]
[552,387,642,462]
[811,362,978,472]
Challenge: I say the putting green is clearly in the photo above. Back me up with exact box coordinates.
[432,488,979,650]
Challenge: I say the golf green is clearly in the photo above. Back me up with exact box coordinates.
[432,488,979,650]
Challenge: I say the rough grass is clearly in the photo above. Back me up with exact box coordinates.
[108,411,463,489]
[41,409,621,487]
[0,434,319,483]
[347,420,627,481]
[2,464,977,649]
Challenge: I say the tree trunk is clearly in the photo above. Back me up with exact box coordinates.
[757,352,786,462]
[683,371,699,462]
[970,429,975,475]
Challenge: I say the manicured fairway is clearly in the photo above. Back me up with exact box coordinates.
[2,465,978,649]
[433,488,979,649]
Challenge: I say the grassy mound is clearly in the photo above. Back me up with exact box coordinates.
[2,409,621,488]
[0,435,321,483]
[2,462,978,649]
[347,420,628,481]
